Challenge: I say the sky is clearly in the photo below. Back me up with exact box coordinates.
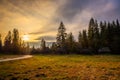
[0,0,120,47]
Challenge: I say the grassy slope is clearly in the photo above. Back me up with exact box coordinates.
[0,54,120,80]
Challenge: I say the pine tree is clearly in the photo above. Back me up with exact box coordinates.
[77,31,83,53]
[56,21,67,53]
[116,19,120,40]
[66,32,76,53]
[82,30,88,48]
[12,28,20,54]
[94,20,99,38]
[78,31,82,47]
[116,19,120,39]
[51,42,57,53]
[41,38,46,51]
[12,29,19,45]
[106,22,112,46]
[100,21,107,47]
[66,32,74,44]
[4,31,12,46]
[88,18,101,53]
[110,20,120,54]
[116,19,120,54]
[93,20,100,53]
[4,31,12,53]
[88,18,95,50]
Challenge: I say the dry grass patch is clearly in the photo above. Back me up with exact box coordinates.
[0,54,120,80]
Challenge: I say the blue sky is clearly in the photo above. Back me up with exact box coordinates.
[0,0,120,47]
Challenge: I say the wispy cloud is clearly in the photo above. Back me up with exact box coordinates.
[0,0,120,45]
[35,35,55,41]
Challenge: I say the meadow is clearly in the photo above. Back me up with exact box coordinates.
[0,54,120,80]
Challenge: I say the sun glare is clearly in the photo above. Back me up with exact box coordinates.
[22,35,29,41]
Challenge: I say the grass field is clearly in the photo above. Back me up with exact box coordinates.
[0,54,120,80]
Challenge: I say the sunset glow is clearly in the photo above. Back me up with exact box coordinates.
[22,35,29,41]
[0,0,120,47]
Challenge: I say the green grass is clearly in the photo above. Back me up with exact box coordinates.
[0,54,120,80]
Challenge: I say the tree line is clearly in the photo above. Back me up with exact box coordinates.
[0,28,30,54]
[32,18,120,54]
[0,18,120,54]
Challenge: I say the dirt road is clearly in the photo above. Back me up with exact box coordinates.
[0,55,33,62]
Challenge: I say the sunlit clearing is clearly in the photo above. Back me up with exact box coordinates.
[22,35,29,41]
